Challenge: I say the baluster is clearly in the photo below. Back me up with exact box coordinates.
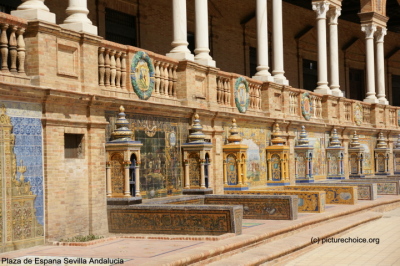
[168,64,173,97]
[121,53,127,90]
[173,65,177,98]
[164,63,169,97]
[1,24,9,72]
[226,79,231,105]
[115,51,121,88]
[9,26,17,73]
[154,61,160,95]
[217,78,221,104]
[159,62,165,95]
[249,84,254,109]
[223,79,228,105]
[104,49,110,87]
[256,86,261,110]
[16,28,25,74]
[110,50,116,88]
[98,47,105,86]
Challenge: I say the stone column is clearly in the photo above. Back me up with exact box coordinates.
[272,0,288,85]
[312,1,331,95]
[135,162,140,197]
[124,162,131,197]
[11,0,56,23]
[200,159,206,188]
[184,160,190,188]
[253,0,273,82]
[375,27,388,105]
[166,0,194,61]
[60,0,98,35]
[194,0,216,67]
[327,6,343,97]
[362,24,379,103]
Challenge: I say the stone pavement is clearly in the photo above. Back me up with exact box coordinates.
[0,196,399,266]
[281,207,400,266]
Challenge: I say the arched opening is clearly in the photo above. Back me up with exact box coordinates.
[205,153,210,188]
[129,153,137,196]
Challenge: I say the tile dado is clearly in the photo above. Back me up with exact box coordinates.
[0,101,44,252]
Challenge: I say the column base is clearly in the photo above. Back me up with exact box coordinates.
[252,75,274,82]
[363,97,379,104]
[378,98,389,105]
[11,9,56,23]
[331,89,344,97]
[273,75,289,85]
[194,58,216,68]
[314,85,332,95]
[166,52,194,61]
[60,23,98,35]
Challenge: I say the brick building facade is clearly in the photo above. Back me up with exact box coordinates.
[1,0,400,251]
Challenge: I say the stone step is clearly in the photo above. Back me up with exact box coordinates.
[205,211,382,266]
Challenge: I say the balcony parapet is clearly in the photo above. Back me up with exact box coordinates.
[0,13,29,85]
[98,40,179,105]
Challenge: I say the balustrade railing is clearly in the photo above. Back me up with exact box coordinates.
[310,94,322,119]
[362,103,371,124]
[216,72,231,106]
[248,79,262,110]
[98,41,178,99]
[0,13,27,75]
[388,107,397,126]
[343,101,352,122]
[288,90,299,116]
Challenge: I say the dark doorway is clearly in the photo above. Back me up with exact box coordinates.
[349,68,365,101]
[303,59,318,91]
[205,153,210,188]
[129,154,137,196]
[391,75,400,106]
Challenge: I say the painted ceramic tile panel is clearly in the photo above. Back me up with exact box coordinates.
[0,101,44,252]
[106,112,189,198]
[358,134,376,175]
[295,129,327,180]
[223,123,269,187]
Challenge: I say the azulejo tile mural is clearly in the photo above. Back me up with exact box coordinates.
[223,123,269,187]
[106,111,189,198]
[0,101,44,252]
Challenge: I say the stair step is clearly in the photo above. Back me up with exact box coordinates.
[206,211,382,266]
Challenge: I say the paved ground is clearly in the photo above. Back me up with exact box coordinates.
[0,196,399,266]
[283,207,400,266]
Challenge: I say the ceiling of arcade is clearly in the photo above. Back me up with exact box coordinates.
[284,0,400,32]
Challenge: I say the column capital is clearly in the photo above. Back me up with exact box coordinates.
[312,1,330,19]
[327,6,341,25]
[361,24,377,39]
[375,27,387,43]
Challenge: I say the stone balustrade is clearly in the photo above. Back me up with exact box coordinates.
[216,71,232,106]
[98,40,179,102]
[0,12,398,131]
[0,13,28,84]
[247,78,262,111]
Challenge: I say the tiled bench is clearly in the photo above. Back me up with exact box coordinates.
[303,182,377,200]
[108,204,243,236]
[341,179,400,195]
[226,190,325,213]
